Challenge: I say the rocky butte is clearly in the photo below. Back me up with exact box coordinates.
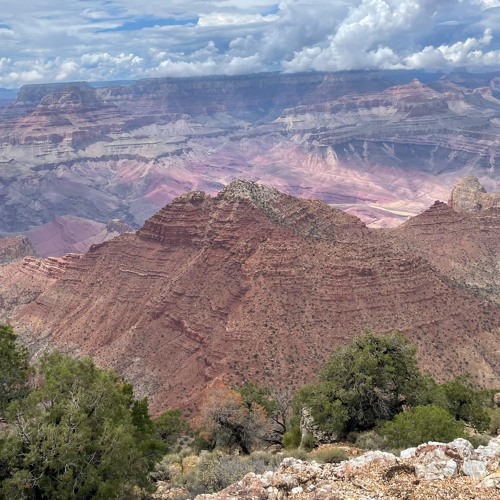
[0,70,499,256]
[0,178,498,417]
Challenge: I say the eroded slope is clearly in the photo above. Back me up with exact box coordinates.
[9,180,500,415]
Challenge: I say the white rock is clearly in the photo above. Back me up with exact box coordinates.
[415,459,457,480]
[473,437,500,468]
[448,438,474,460]
[478,472,500,489]
[462,460,487,480]
[291,486,304,495]
[400,447,417,459]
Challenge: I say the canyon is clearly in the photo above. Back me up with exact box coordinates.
[0,178,498,416]
[0,70,499,256]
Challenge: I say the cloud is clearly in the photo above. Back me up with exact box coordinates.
[197,12,278,27]
[0,0,498,88]
[281,0,500,72]
[404,29,500,69]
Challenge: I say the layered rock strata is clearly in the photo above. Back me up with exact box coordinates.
[0,70,499,255]
[6,180,499,415]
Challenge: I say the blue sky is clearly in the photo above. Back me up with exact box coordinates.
[0,0,499,88]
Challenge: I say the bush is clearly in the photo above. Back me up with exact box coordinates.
[150,454,183,482]
[441,375,491,432]
[379,405,465,449]
[295,330,425,439]
[0,352,162,498]
[154,409,191,452]
[488,408,500,436]
[300,432,315,451]
[243,452,281,475]
[469,434,491,448]
[280,448,309,461]
[0,324,31,415]
[191,430,212,453]
[282,425,301,449]
[355,430,388,451]
[181,451,279,495]
[312,448,348,464]
[199,386,271,454]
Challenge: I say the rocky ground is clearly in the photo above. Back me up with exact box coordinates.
[154,437,500,499]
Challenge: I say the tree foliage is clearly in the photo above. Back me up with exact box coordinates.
[0,351,162,499]
[441,375,491,432]
[0,324,31,416]
[237,382,293,446]
[199,386,271,454]
[297,330,424,438]
[378,404,465,449]
[154,408,191,452]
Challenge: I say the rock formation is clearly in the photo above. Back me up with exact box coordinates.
[399,178,500,304]
[0,235,36,264]
[24,215,133,257]
[2,179,498,416]
[0,70,499,255]
[192,436,500,499]
[448,176,500,213]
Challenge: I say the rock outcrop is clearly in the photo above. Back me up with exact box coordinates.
[398,179,500,304]
[192,437,500,499]
[3,180,499,415]
[0,235,36,265]
[0,253,79,323]
[449,176,500,213]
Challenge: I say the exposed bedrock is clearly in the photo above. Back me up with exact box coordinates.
[4,179,499,416]
[0,70,499,255]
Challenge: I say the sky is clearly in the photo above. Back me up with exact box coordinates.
[0,0,499,88]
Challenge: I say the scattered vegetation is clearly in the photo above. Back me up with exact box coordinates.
[355,430,388,451]
[312,447,349,464]
[291,330,494,445]
[378,404,465,449]
[0,325,498,497]
[0,324,31,416]
[0,350,164,498]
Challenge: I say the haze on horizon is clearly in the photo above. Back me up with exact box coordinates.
[1,0,500,89]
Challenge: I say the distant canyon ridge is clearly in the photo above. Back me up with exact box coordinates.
[0,69,499,256]
[0,178,499,415]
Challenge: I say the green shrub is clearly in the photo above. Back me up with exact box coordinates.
[283,426,301,449]
[150,454,182,482]
[355,430,388,450]
[243,452,281,474]
[280,448,309,461]
[441,376,491,432]
[488,408,500,436]
[294,330,425,439]
[0,324,31,416]
[246,451,279,468]
[0,352,162,498]
[313,448,348,464]
[379,405,465,449]
[300,432,315,451]
[191,430,212,454]
[154,409,191,452]
[469,434,491,448]
[180,451,279,495]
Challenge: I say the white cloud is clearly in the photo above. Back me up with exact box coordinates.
[404,29,500,69]
[0,0,498,87]
[281,0,500,72]
[198,12,278,27]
